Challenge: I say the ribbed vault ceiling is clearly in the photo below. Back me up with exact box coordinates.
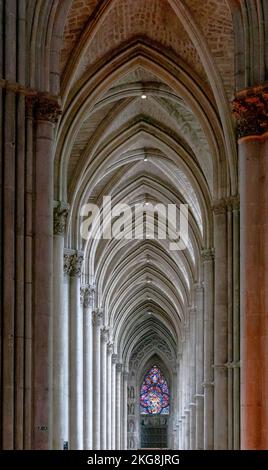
[55,0,237,370]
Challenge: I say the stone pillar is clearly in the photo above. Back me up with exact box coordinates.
[100,327,109,449]
[233,87,268,449]
[107,342,114,449]
[213,201,228,449]
[111,354,117,450]
[189,307,196,449]
[123,370,129,450]
[202,248,214,449]
[116,363,123,449]
[68,251,84,449]
[231,198,240,450]
[52,202,69,449]
[30,94,61,449]
[82,285,95,450]
[189,403,196,450]
[184,409,190,450]
[92,309,103,449]
[195,284,204,449]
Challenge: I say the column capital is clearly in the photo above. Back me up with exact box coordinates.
[201,248,214,262]
[26,92,61,123]
[112,353,118,364]
[194,282,204,292]
[225,361,240,369]
[212,199,227,215]
[63,249,72,275]
[101,327,110,343]
[70,251,84,277]
[92,308,103,327]
[107,342,114,354]
[188,306,197,315]
[53,201,69,236]
[202,381,214,388]
[80,284,95,308]
[213,363,228,371]
[123,370,129,381]
[116,363,123,373]
[232,84,268,139]
[226,196,240,211]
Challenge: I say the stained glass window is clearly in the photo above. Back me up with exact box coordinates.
[140,365,170,415]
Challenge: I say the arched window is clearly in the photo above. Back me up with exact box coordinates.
[140,365,170,415]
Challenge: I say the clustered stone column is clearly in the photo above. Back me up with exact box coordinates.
[81,285,95,450]
[92,309,103,449]
[111,354,118,449]
[28,93,61,450]
[233,85,268,449]
[202,248,214,450]
[107,342,114,449]
[176,209,239,450]
[100,327,109,449]
[65,250,84,449]
[52,202,69,449]
[116,363,123,449]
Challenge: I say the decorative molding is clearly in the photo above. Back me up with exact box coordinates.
[232,84,268,138]
[53,201,69,236]
[92,308,103,327]
[80,284,95,308]
[26,92,61,123]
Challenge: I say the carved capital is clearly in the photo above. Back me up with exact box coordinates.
[63,250,72,275]
[212,199,227,215]
[226,196,240,211]
[112,353,118,364]
[116,363,123,373]
[201,248,214,262]
[26,92,61,123]
[107,342,114,354]
[123,370,129,380]
[69,251,84,277]
[92,309,103,327]
[232,85,268,138]
[53,201,69,236]
[194,282,204,293]
[80,284,95,308]
[202,381,214,388]
[101,327,110,343]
